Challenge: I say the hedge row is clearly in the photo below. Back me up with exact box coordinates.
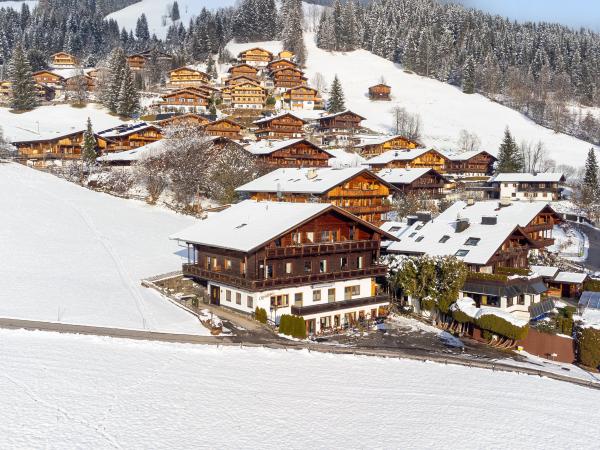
[476,314,529,341]
[466,272,508,283]
[451,309,473,324]
[583,279,600,292]
[495,266,530,276]
[279,314,307,339]
[254,307,268,324]
[577,327,600,369]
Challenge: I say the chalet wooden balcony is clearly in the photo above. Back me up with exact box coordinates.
[343,205,391,215]
[328,189,389,198]
[182,264,388,292]
[524,223,553,232]
[532,237,555,248]
[291,295,389,316]
[264,240,379,259]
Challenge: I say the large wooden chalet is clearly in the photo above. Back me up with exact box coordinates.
[173,200,395,334]
[367,148,448,172]
[355,135,421,158]
[445,150,497,177]
[97,123,163,153]
[13,130,109,166]
[0,80,54,101]
[378,168,448,199]
[228,64,259,79]
[282,86,322,110]
[244,138,332,168]
[253,112,306,140]
[127,49,173,71]
[318,110,365,133]
[50,52,77,68]
[368,84,391,101]
[267,58,297,73]
[156,113,211,128]
[203,118,245,140]
[238,48,274,67]
[168,67,210,88]
[225,81,266,109]
[32,70,65,87]
[271,67,307,90]
[236,167,396,226]
[158,88,209,114]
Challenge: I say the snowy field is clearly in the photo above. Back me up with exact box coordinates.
[228,34,598,167]
[0,104,125,142]
[106,0,236,40]
[1,328,599,448]
[0,1,37,11]
[0,163,207,334]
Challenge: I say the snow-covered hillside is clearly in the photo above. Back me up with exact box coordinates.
[0,163,206,334]
[0,1,37,11]
[0,104,125,142]
[106,0,236,40]
[2,328,599,448]
[228,34,597,167]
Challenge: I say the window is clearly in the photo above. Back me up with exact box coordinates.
[236,293,241,305]
[225,259,232,270]
[319,259,327,273]
[439,235,450,243]
[305,231,315,243]
[357,256,364,269]
[344,285,360,299]
[328,288,336,302]
[270,294,289,307]
[518,295,525,306]
[294,293,303,305]
[465,237,481,246]
[507,297,514,307]
[415,236,424,242]
[240,261,246,275]
[313,290,321,302]
[292,232,301,244]
[304,261,312,273]
[206,256,212,268]
[340,256,348,270]
[226,290,231,302]
[285,262,292,274]
[320,230,331,242]
[265,264,273,278]
[247,296,253,308]
[455,249,469,257]
[389,227,401,233]
[409,232,417,238]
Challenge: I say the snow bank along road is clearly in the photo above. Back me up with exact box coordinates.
[0,163,207,334]
[1,328,598,449]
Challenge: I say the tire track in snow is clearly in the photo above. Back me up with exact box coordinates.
[1,372,123,449]
[13,167,157,330]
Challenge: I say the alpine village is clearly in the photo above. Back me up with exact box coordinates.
[2,1,600,442]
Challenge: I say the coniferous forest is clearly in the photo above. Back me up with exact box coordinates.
[0,0,599,144]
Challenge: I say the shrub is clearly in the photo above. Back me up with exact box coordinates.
[254,307,267,324]
[292,316,307,339]
[278,314,290,334]
[584,279,600,292]
[266,96,276,106]
[577,326,600,369]
[420,298,435,311]
[476,314,529,341]
[495,266,530,276]
[278,315,306,339]
[452,309,473,324]
[466,272,508,283]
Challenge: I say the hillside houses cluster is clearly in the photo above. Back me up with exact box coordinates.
[10,47,582,349]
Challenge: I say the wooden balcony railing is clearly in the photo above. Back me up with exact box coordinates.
[291,295,389,316]
[264,240,378,259]
[182,264,388,292]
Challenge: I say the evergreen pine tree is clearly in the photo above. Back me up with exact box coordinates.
[462,55,475,94]
[105,47,127,114]
[117,66,140,118]
[81,117,97,166]
[282,0,306,66]
[327,75,345,113]
[136,14,150,42]
[496,127,523,173]
[171,1,180,21]
[8,43,38,111]
[583,148,599,194]
[206,56,217,80]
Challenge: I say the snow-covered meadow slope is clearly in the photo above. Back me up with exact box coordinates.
[0,104,125,142]
[229,34,597,167]
[106,0,236,40]
[0,163,206,334]
[2,328,599,448]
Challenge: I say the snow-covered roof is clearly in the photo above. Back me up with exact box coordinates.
[490,173,566,183]
[170,200,331,253]
[387,200,552,265]
[365,148,435,164]
[553,272,588,284]
[318,110,366,121]
[378,168,440,185]
[244,139,332,156]
[11,129,85,144]
[530,265,560,278]
[355,135,418,148]
[96,140,168,162]
[97,122,159,138]
[235,167,371,194]
[253,112,306,125]
[327,149,366,168]
[442,150,495,162]
[50,68,94,79]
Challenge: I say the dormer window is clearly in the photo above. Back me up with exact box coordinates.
[415,236,424,242]
[409,232,417,238]
[465,237,481,246]
[389,227,401,233]
[455,249,470,257]
[439,235,450,243]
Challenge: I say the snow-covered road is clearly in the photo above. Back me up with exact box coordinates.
[0,163,206,334]
[1,328,598,448]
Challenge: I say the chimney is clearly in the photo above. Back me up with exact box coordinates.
[455,218,470,233]
[416,212,432,223]
[499,198,512,208]
[407,215,419,226]
[481,215,498,225]
[466,198,475,206]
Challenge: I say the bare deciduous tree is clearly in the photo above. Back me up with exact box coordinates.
[457,129,481,153]
[519,140,556,173]
[390,106,422,141]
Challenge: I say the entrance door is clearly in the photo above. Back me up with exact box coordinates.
[210,286,220,306]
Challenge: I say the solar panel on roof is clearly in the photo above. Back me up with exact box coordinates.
[529,299,555,319]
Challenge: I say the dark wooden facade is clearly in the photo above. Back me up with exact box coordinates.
[228,64,259,79]
[318,111,365,133]
[204,119,245,140]
[14,131,109,165]
[387,169,447,198]
[100,125,163,153]
[159,88,209,113]
[357,136,421,158]
[446,151,496,177]
[267,59,298,72]
[183,208,389,292]
[252,140,331,168]
[521,205,561,249]
[156,113,211,128]
[254,113,306,140]
[271,67,307,89]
